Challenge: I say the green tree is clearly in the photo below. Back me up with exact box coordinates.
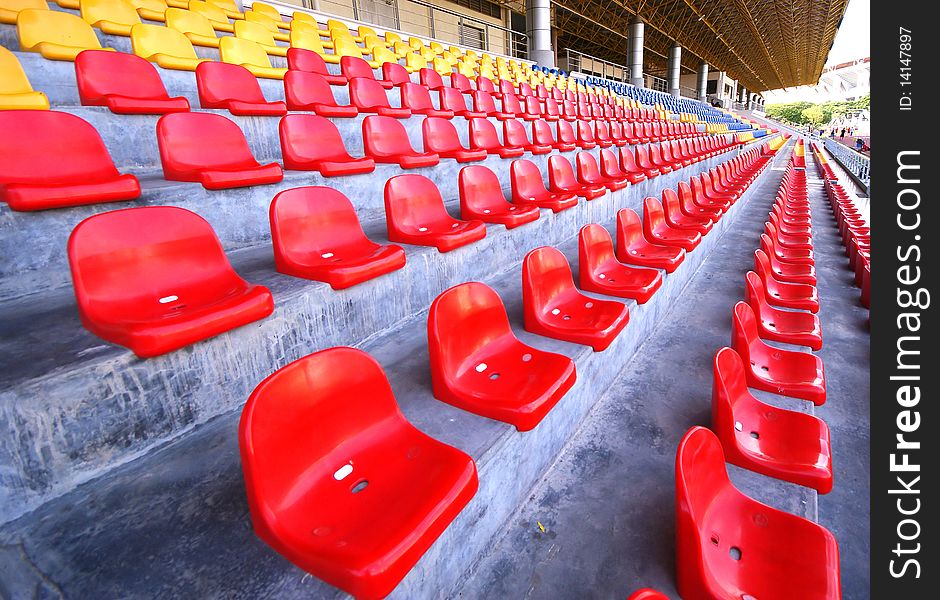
[801,105,826,127]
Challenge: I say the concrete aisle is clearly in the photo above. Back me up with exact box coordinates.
[457,144,870,599]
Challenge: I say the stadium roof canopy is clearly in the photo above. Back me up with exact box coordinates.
[509,0,850,92]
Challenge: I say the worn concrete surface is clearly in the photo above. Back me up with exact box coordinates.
[0,145,776,599]
[454,141,869,599]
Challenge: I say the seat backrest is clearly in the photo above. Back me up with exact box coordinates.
[197,61,267,106]
[438,86,468,112]
[68,206,238,312]
[731,301,761,357]
[340,55,376,80]
[548,154,577,187]
[532,120,554,145]
[279,113,351,165]
[166,7,216,39]
[451,72,472,93]
[286,46,327,73]
[579,223,615,270]
[503,118,529,147]
[419,67,444,90]
[599,149,623,177]
[422,117,460,153]
[468,117,500,151]
[239,347,404,535]
[662,187,682,214]
[189,0,230,25]
[712,346,753,430]
[615,208,645,249]
[0,0,48,23]
[476,76,495,94]
[220,35,273,69]
[458,165,504,212]
[428,282,514,384]
[0,46,36,95]
[80,0,141,29]
[75,48,171,103]
[522,246,578,312]
[270,186,369,261]
[384,174,449,228]
[288,22,326,54]
[556,119,575,143]
[400,82,434,112]
[157,112,257,171]
[382,61,409,85]
[643,197,666,227]
[511,159,547,195]
[362,115,413,155]
[235,18,277,46]
[132,22,198,61]
[349,76,391,109]
[250,1,282,21]
[501,92,522,114]
[283,70,335,108]
[472,90,497,113]
[0,110,119,185]
[576,152,602,183]
[675,426,731,539]
[333,35,365,60]
[18,8,103,51]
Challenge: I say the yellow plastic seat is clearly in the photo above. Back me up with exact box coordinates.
[54,0,80,9]
[417,44,434,62]
[326,18,361,42]
[432,56,451,76]
[219,35,285,79]
[289,21,335,60]
[244,10,289,42]
[384,31,401,45]
[166,8,219,47]
[0,0,47,25]
[404,52,426,73]
[18,9,114,61]
[127,0,169,21]
[234,19,287,57]
[80,0,141,37]
[429,41,444,55]
[391,40,409,58]
[131,22,206,70]
[0,46,49,109]
[251,1,289,30]
[208,0,242,20]
[188,0,234,33]
[456,60,475,78]
[370,44,398,67]
[333,35,377,67]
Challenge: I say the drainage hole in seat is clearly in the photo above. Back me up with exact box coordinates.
[584,302,593,308]
[489,372,500,380]
[729,546,742,561]
[734,421,743,432]
[521,353,532,362]
[351,480,369,494]
[710,533,720,545]
[750,431,760,439]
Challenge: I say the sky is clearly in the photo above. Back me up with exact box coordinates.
[763,0,870,102]
[826,0,870,67]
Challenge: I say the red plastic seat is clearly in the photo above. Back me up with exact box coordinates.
[577,151,627,191]
[340,55,393,89]
[239,347,478,600]
[362,115,440,168]
[755,250,819,313]
[615,208,684,273]
[467,118,524,158]
[678,181,722,221]
[549,155,605,200]
[574,121,597,150]
[642,197,700,251]
[549,120,576,152]
[761,231,814,265]
[381,61,410,86]
[196,61,286,116]
[675,426,840,600]
[157,113,283,189]
[279,114,374,176]
[499,93,525,119]
[428,282,577,431]
[745,271,822,350]
[284,70,358,116]
[598,148,632,185]
[286,48,346,85]
[731,302,826,405]
[766,221,813,251]
[662,189,713,235]
[349,77,411,117]
[449,72,473,93]
[458,165,539,229]
[75,49,189,114]
[384,174,486,252]
[693,173,733,209]
[632,145,661,178]
[423,117,487,162]
[401,82,454,118]
[578,224,662,303]
[0,110,140,211]
[531,119,558,150]
[647,143,674,173]
[505,118,550,154]
[522,246,629,351]
[439,86,484,118]
[472,90,512,119]
[759,235,816,285]
[68,206,273,358]
[270,186,404,288]
[419,68,444,90]
[594,121,614,148]
[510,159,578,213]
[616,148,648,184]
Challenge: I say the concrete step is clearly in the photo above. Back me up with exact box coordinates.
[0,156,778,598]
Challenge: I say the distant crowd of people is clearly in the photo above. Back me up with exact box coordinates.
[808,124,869,154]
